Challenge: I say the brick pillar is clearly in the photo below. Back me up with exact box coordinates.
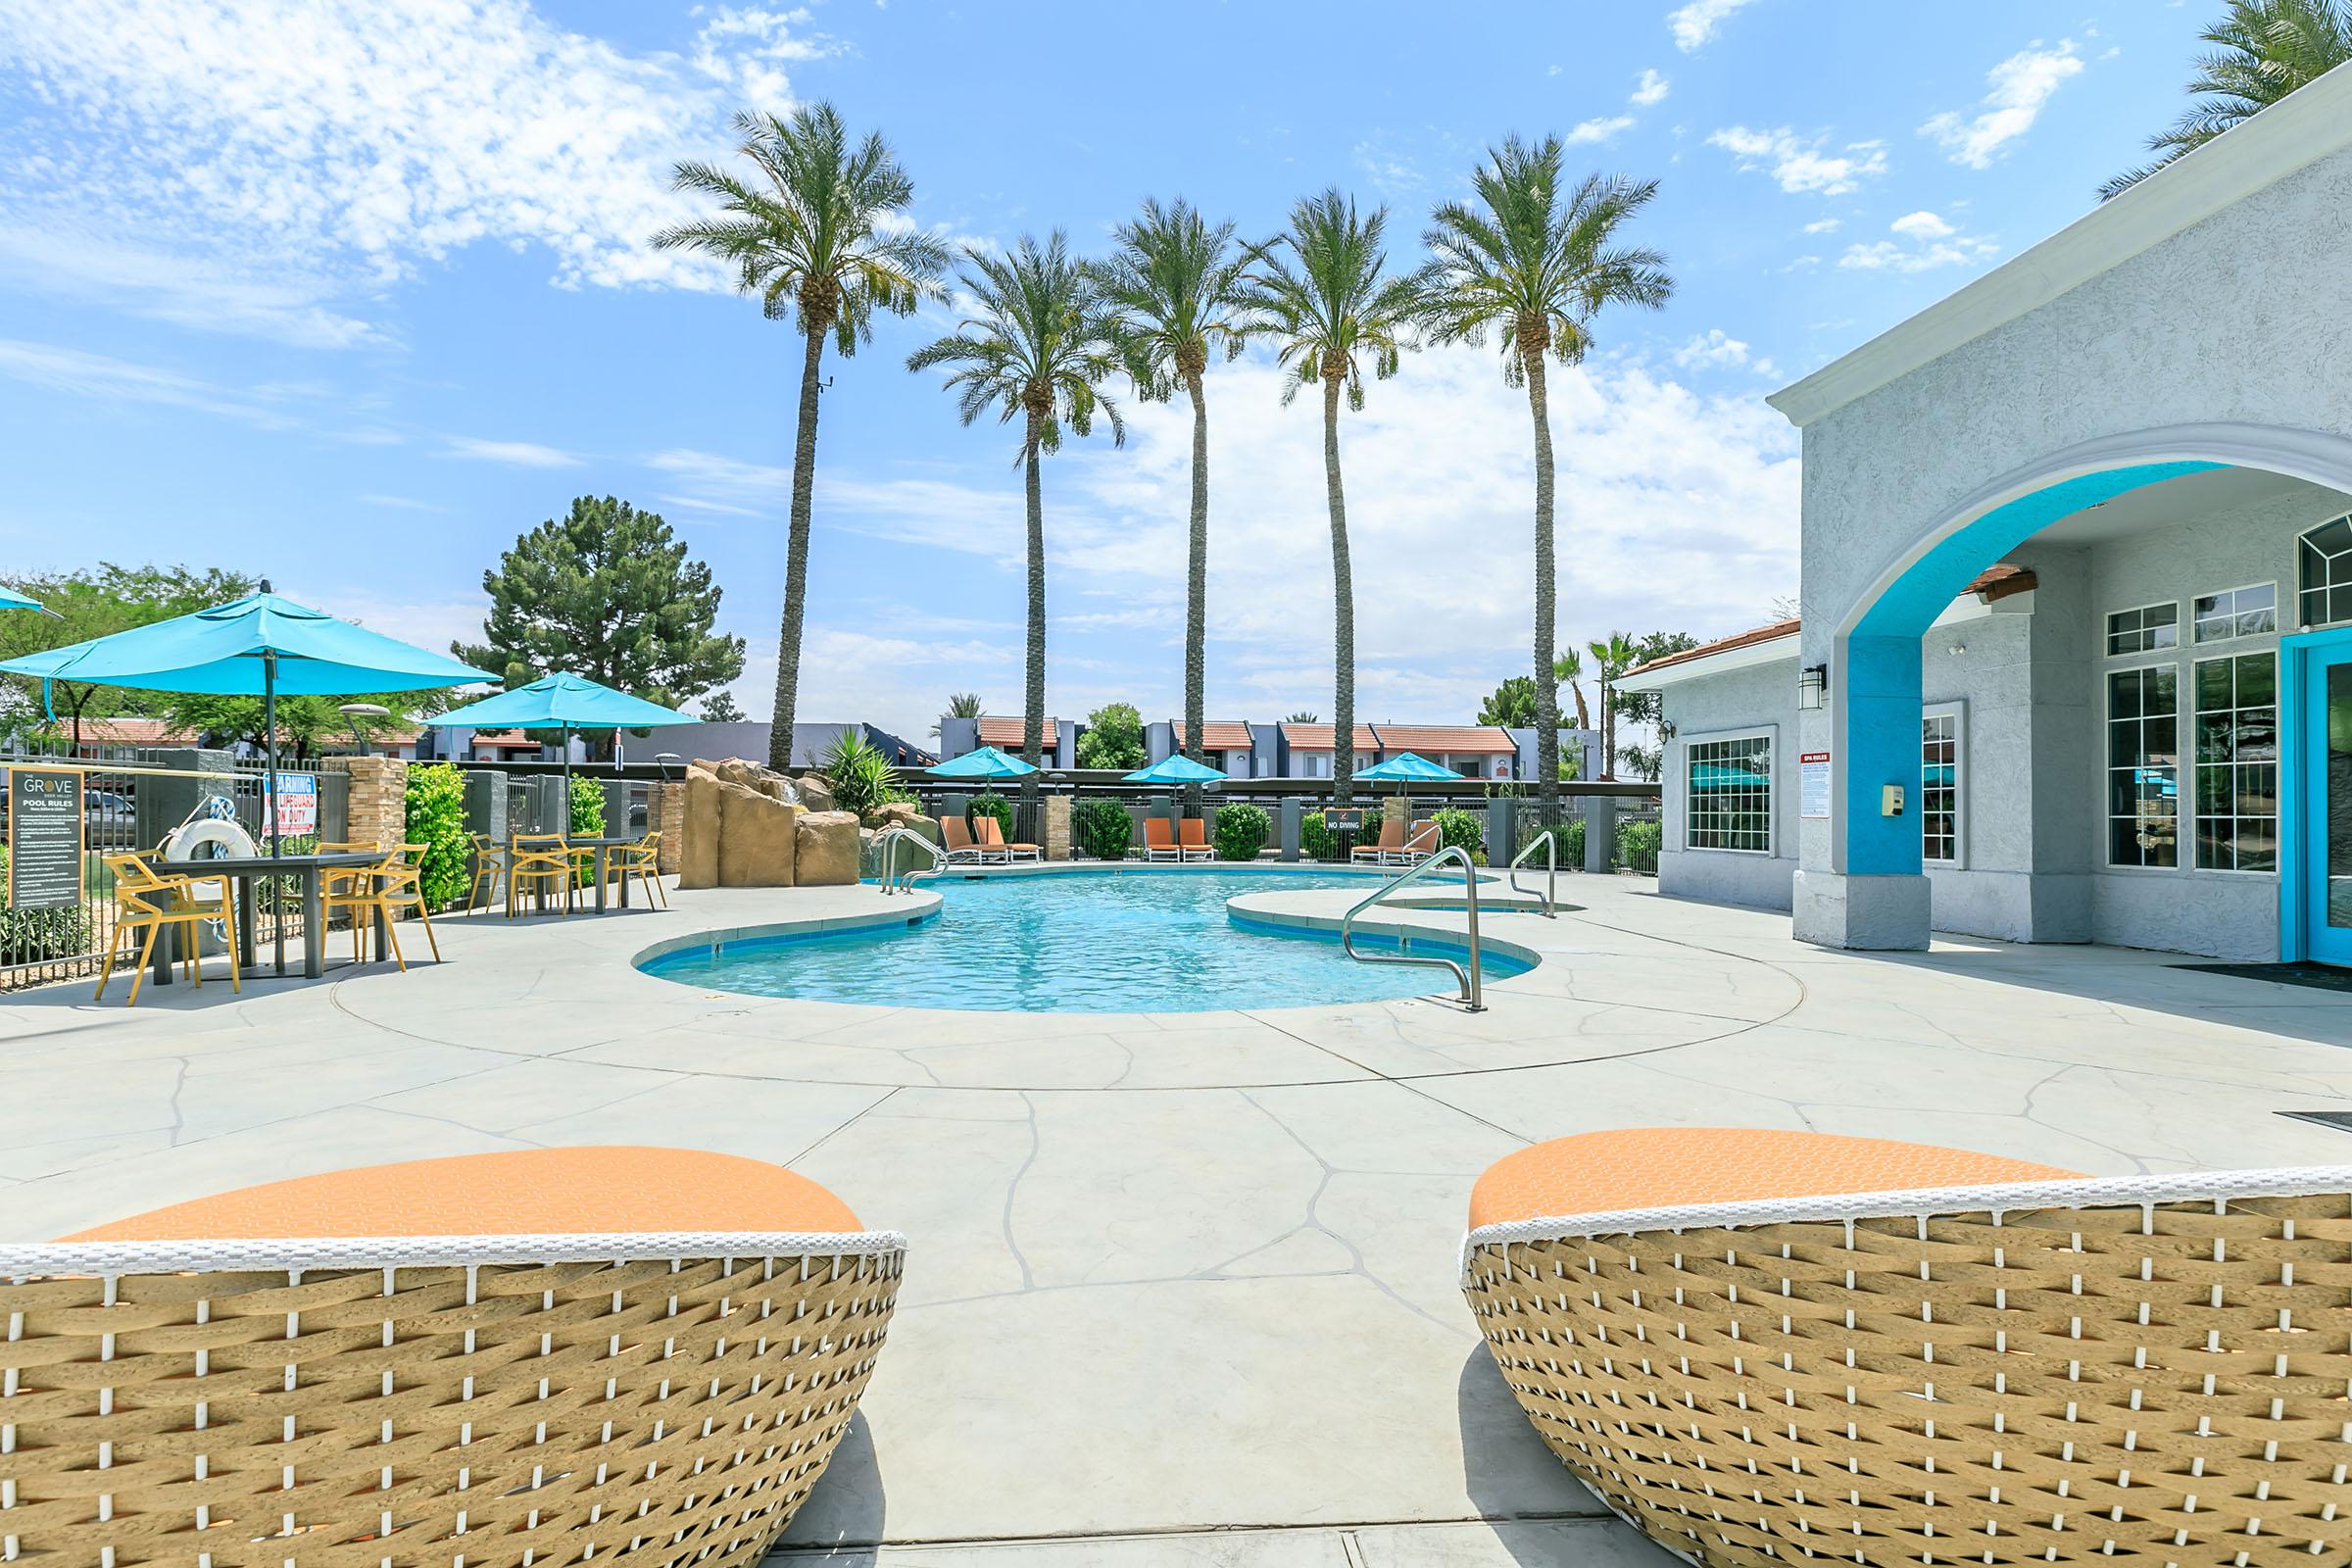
[650,781,684,874]
[322,756,409,919]
[1044,794,1071,861]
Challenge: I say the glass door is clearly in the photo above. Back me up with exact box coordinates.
[2302,643,2352,965]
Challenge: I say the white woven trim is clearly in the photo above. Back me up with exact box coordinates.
[0,1228,908,1279]
[1459,1165,2352,1278]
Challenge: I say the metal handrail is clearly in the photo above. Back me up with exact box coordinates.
[1340,844,1484,1010]
[1507,826,1557,917]
[874,826,947,895]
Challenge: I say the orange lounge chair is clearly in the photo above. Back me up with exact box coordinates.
[978,813,1040,861]
[940,814,999,864]
[1350,814,1404,864]
[1177,817,1215,861]
[1143,817,1183,860]
[1396,818,1440,864]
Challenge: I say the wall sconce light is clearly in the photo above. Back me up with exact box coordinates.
[1797,664,1828,710]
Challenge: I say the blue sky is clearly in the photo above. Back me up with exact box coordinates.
[0,0,2217,739]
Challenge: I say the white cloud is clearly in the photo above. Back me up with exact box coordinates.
[1801,218,1841,233]
[1565,116,1636,146]
[1350,137,1424,196]
[1674,329,1752,368]
[357,494,448,513]
[0,337,296,426]
[1920,39,2084,169]
[1631,69,1671,106]
[443,436,581,468]
[0,0,838,345]
[1839,212,2000,273]
[1707,126,1888,196]
[1668,0,1757,50]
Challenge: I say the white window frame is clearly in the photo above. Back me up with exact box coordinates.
[2297,514,2352,628]
[2188,650,2279,877]
[1680,725,1776,857]
[2103,600,2180,658]
[1921,701,1965,869]
[2101,660,2182,872]
[2190,581,2278,646]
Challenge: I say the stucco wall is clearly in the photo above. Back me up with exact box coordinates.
[1658,658,1800,909]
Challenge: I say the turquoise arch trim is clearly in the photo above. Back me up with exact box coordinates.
[1838,460,2224,876]
[2278,626,2352,961]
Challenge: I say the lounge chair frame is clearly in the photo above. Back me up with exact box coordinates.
[0,1227,907,1568]
[1462,1165,2352,1568]
[1176,818,1215,861]
[1143,818,1185,861]
[940,815,1004,864]
[978,814,1040,862]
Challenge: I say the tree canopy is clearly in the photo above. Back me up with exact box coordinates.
[1477,674,1544,729]
[1075,702,1147,770]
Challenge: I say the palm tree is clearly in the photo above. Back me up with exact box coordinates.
[1093,199,1255,808]
[2103,0,2352,198]
[907,232,1124,821]
[1240,190,1418,807]
[1552,649,1592,732]
[931,690,982,738]
[655,103,951,770]
[1588,631,1639,778]
[1419,136,1671,820]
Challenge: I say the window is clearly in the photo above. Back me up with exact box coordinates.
[2299,515,2352,627]
[2106,666,2180,868]
[2192,583,2277,644]
[1686,733,1773,853]
[2105,602,2178,656]
[1921,708,1961,865]
[2193,653,2278,871]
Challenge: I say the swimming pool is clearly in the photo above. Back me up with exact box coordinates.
[636,868,1527,1012]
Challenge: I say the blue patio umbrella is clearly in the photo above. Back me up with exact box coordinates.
[929,745,1039,780]
[1354,751,1458,783]
[0,583,495,866]
[431,671,692,803]
[0,584,56,615]
[1122,754,1225,787]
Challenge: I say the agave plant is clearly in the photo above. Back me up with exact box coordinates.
[820,728,905,819]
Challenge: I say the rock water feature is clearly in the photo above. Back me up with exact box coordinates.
[676,757,939,889]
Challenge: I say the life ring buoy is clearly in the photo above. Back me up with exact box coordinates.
[160,816,258,904]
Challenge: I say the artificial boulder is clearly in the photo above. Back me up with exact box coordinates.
[796,773,837,813]
[796,809,860,887]
[859,813,943,878]
[679,765,722,889]
[717,782,800,886]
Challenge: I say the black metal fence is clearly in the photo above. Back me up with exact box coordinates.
[0,744,349,992]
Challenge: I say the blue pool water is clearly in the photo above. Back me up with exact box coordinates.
[638,868,1523,1012]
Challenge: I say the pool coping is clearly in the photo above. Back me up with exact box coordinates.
[632,888,944,969]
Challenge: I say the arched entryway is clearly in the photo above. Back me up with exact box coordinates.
[1809,424,2352,956]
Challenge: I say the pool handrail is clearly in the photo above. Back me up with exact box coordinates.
[1340,844,1484,1011]
[1506,827,1557,917]
[875,825,948,895]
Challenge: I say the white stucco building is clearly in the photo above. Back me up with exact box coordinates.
[1621,65,2352,964]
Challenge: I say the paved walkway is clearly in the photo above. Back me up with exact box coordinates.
[6,872,2350,1565]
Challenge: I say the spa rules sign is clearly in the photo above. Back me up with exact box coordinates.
[6,766,84,910]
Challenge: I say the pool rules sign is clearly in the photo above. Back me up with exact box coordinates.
[6,766,84,910]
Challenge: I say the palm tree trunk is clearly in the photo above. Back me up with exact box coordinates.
[768,323,826,771]
[1526,350,1559,823]
[1022,411,1047,826]
[1322,373,1355,808]
[1183,368,1208,815]
[1599,676,1615,779]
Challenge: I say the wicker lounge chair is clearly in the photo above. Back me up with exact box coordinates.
[1349,815,1403,864]
[1460,1126,2352,1568]
[978,813,1041,861]
[0,1146,905,1568]
[1144,817,1185,861]
[1176,818,1215,861]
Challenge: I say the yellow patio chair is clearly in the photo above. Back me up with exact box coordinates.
[323,843,441,968]
[316,839,379,899]
[466,831,510,913]
[610,829,667,907]
[508,831,577,917]
[95,851,239,1006]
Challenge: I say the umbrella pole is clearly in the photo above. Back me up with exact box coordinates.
[265,648,283,973]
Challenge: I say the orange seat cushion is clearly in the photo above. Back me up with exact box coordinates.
[1467,1128,2082,1231]
[60,1147,862,1242]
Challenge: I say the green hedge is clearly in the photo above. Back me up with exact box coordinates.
[402,762,471,911]
[1212,802,1270,861]
[1298,810,1336,861]
[968,792,1013,839]
[1615,818,1662,874]
[1429,806,1485,862]
[1074,798,1133,859]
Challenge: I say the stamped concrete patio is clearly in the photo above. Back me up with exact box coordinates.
[5,869,2350,1565]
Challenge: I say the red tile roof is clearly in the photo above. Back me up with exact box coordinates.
[1373,724,1517,755]
[65,717,197,746]
[1283,722,1379,752]
[1173,721,1254,751]
[978,715,1056,749]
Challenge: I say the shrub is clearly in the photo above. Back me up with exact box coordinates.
[821,729,906,818]
[1515,818,1584,868]
[1212,801,1270,861]
[968,792,1013,840]
[1430,806,1485,863]
[402,762,471,911]
[1298,810,1336,861]
[1074,797,1133,859]
[1615,818,1662,873]
[568,775,606,836]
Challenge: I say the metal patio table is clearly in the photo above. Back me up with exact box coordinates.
[150,851,388,984]
[513,835,643,914]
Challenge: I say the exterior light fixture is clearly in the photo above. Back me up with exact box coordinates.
[1797,664,1828,710]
